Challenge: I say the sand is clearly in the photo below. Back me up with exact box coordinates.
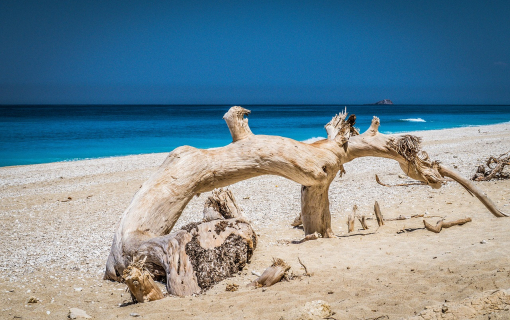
[1,123,510,319]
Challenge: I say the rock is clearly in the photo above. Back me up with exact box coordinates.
[374,99,393,105]
[130,313,140,317]
[27,296,39,303]
[68,308,91,319]
[297,300,332,319]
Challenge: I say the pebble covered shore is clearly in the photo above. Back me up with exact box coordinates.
[1,122,509,319]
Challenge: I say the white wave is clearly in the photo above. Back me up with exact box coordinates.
[302,136,326,144]
[400,118,426,122]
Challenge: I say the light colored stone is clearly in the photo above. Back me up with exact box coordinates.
[302,300,332,319]
[69,308,91,319]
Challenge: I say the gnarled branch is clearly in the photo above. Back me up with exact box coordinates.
[105,106,508,295]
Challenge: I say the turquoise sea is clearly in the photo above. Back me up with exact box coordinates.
[0,105,509,167]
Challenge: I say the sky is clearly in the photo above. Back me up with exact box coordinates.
[0,0,509,105]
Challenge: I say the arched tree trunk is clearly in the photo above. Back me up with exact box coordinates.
[105,106,508,294]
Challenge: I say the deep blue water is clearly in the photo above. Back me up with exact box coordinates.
[0,105,509,167]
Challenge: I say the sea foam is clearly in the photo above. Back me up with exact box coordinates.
[400,118,426,122]
[302,136,326,144]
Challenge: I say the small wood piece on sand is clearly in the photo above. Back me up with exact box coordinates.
[347,214,355,233]
[250,258,291,288]
[471,152,510,181]
[423,217,472,233]
[358,215,369,230]
[291,215,303,227]
[298,257,311,277]
[374,201,385,226]
[352,204,368,230]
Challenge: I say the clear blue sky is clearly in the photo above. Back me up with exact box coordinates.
[1,0,509,105]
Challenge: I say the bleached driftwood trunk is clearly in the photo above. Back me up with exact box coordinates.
[105,106,508,295]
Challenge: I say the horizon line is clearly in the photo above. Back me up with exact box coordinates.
[1,103,510,107]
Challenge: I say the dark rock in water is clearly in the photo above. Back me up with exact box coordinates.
[374,99,393,105]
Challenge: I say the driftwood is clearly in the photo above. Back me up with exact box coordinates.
[347,214,355,233]
[292,231,322,244]
[358,215,369,230]
[374,201,385,226]
[122,257,164,303]
[105,106,508,295]
[423,218,472,233]
[250,258,291,287]
[121,189,256,297]
[202,188,242,221]
[352,204,369,230]
[385,214,444,221]
[298,257,311,277]
[291,215,303,227]
[471,152,510,181]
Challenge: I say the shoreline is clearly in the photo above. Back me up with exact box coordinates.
[2,120,510,170]
[1,122,510,319]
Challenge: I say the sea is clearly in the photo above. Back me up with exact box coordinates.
[0,104,509,167]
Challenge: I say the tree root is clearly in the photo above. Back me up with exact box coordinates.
[423,217,472,233]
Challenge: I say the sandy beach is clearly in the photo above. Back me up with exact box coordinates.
[1,122,510,319]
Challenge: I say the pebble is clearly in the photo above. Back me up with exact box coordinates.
[302,300,332,318]
[130,313,141,317]
[69,307,92,319]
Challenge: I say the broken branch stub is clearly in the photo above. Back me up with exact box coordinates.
[374,201,385,226]
[347,214,355,233]
[358,215,369,230]
[203,188,242,221]
[223,106,254,142]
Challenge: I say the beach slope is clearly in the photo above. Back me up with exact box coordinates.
[1,123,510,319]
